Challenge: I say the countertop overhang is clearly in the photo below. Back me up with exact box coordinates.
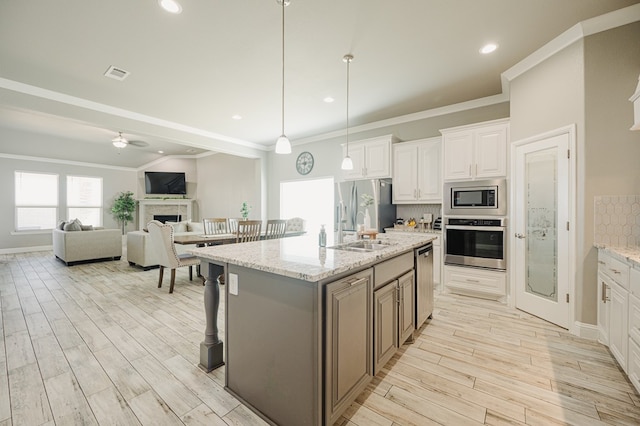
[189,233,436,282]
[594,244,640,268]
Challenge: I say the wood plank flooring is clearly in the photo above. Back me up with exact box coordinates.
[0,249,638,425]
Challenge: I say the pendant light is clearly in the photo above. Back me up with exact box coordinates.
[112,132,128,148]
[274,0,292,154]
[341,54,354,170]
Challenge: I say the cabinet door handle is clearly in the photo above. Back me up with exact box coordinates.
[347,276,367,287]
[475,164,478,176]
[515,233,526,239]
[466,279,480,283]
[601,282,607,303]
[598,260,605,265]
[610,269,621,275]
[469,164,472,176]
[417,189,421,198]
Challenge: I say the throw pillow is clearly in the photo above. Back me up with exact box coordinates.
[187,221,204,234]
[57,220,65,230]
[63,218,82,232]
[80,225,94,231]
[166,221,188,233]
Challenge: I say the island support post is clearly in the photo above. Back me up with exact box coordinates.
[199,260,225,372]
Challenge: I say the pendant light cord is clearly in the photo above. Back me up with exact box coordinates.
[345,55,352,155]
[281,0,285,136]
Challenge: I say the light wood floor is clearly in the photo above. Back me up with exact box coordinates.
[1,250,638,426]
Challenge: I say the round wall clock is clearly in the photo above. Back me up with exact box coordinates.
[296,151,314,175]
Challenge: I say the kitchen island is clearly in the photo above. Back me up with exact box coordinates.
[190,233,435,426]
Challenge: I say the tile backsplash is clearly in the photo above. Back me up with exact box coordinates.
[396,204,442,222]
[594,195,640,248]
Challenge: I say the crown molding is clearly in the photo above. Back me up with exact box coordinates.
[0,152,137,171]
[502,3,640,85]
[286,93,509,148]
[0,77,268,152]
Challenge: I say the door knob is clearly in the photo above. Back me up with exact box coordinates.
[515,233,526,239]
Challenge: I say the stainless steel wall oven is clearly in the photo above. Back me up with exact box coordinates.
[444,217,507,270]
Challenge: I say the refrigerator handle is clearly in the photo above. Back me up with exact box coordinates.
[351,184,358,227]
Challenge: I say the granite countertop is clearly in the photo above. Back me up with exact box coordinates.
[190,233,437,282]
[384,227,441,235]
[595,244,640,268]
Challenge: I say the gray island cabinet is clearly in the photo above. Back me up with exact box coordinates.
[190,233,435,426]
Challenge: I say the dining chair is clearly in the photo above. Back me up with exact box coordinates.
[228,218,240,234]
[236,220,262,243]
[203,217,229,235]
[147,220,203,293]
[265,219,287,239]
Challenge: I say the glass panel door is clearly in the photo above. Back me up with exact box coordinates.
[525,149,557,301]
[514,130,570,329]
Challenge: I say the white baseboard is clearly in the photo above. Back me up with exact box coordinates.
[573,321,599,341]
[0,245,52,255]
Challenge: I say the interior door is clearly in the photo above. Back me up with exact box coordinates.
[513,132,570,328]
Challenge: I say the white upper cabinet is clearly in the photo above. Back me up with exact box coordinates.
[392,137,442,204]
[441,119,509,181]
[342,135,395,180]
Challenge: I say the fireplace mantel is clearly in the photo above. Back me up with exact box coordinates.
[138,199,196,230]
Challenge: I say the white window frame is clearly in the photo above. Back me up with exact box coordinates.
[66,175,103,227]
[14,171,59,232]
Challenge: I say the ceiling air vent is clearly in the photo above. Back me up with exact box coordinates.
[104,65,130,81]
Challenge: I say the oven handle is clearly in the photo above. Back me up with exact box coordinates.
[446,225,506,232]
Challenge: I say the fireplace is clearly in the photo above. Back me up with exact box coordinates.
[137,199,195,230]
[154,215,182,223]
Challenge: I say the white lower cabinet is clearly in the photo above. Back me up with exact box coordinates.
[596,249,639,394]
[597,273,609,346]
[609,279,628,371]
[629,268,640,394]
[444,265,506,299]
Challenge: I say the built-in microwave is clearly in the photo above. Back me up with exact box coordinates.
[443,178,506,216]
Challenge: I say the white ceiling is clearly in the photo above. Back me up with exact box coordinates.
[0,0,638,168]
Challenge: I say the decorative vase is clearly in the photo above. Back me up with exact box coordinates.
[364,209,371,230]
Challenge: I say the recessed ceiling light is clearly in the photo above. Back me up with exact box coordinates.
[480,43,498,54]
[159,0,182,14]
[186,149,196,153]
[158,150,164,154]
[232,115,242,120]
[323,97,335,103]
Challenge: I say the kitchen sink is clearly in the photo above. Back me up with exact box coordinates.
[328,240,392,253]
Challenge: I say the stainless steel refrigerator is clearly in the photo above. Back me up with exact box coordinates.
[335,178,396,233]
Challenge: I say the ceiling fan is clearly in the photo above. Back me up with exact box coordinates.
[112,132,149,149]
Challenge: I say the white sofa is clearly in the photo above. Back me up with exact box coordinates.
[127,220,201,269]
[53,228,122,266]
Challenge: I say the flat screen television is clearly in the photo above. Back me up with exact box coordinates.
[144,171,187,195]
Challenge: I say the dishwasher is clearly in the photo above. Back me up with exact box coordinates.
[415,243,434,328]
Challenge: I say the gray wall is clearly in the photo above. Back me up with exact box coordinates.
[0,155,137,250]
[196,153,264,220]
[0,129,263,251]
[583,22,640,322]
[509,22,640,326]
[266,103,510,219]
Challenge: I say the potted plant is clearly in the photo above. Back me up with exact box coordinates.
[240,201,251,220]
[111,191,137,234]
